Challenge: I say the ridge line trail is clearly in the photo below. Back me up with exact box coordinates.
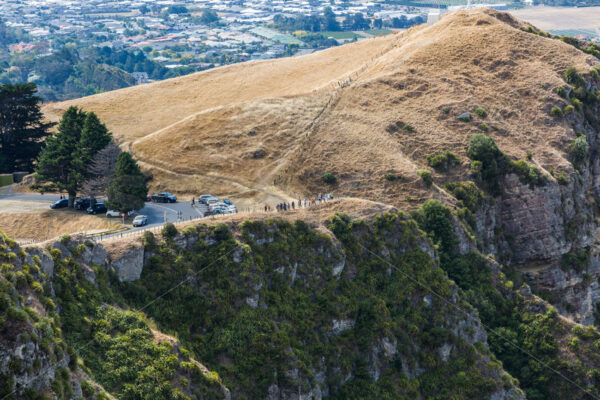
[131,48,398,203]
[265,37,402,193]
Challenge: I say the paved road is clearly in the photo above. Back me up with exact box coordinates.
[0,192,204,234]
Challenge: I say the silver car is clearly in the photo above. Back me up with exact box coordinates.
[132,215,148,227]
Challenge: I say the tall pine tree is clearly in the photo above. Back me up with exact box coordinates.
[0,83,54,173]
[107,152,148,213]
[35,106,112,206]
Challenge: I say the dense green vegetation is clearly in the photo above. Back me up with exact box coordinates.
[3,198,600,399]
[106,152,148,213]
[414,199,600,400]
[467,134,547,194]
[272,7,424,33]
[118,216,508,399]
[427,150,460,171]
[35,107,113,205]
[0,83,53,173]
[0,231,225,400]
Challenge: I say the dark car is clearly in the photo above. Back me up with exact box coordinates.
[74,198,91,210]
[150,192,177,203]
[87,203,107,215]
[50,199,68,209]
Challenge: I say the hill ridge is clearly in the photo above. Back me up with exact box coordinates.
[42,8,599,210]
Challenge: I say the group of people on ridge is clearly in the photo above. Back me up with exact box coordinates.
[265,193,334,212]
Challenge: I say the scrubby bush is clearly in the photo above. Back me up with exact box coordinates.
[141,230,156,247]
[479,123,489,132]
[182,226,197,236]
[474,107,487,118]
[550,106,563,117]
[444,182,485,212]
[81,380,95,397]
[572,86,588,101]
[467,134,547,190]
[385,173,401,181]
[563,66,585,87]
[556,171,569,185]
[395,121,415,133]
[466,134,504,192]
[418,170,433,187]
[162,222,178,238]
[571,98,583,111]
[563,105,575,115]
[569,136,589,165]
[556,86,567,98]
[426,150,460,171]
[322,172,337,184]
[510,160,547,186]
[561,246,590,272]
[59,234,70,245]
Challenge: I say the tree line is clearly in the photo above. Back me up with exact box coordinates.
[272,6,425,32]
[0,82,147,212]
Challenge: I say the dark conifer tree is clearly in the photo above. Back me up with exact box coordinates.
[0,83,54,173]
[107,151,147,213]
[35,106,112,206]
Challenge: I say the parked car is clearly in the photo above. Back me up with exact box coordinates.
[74,198,91,210]
[150,192,177,203]
[205,209,226,216]
[198,194,219,205]
[132,215,148,227]
[209,202,237,214]
[106,209,121,218]
[87,203,107,215]
[50,199,68,209]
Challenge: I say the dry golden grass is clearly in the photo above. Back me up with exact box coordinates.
[1,210,119,241]
[42,9,600,212]
[285,9,598,206]
[42,36,393,143]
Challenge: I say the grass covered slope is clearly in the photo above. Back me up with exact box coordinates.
[41,9,599,209]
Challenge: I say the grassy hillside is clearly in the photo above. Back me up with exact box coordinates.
[41,9,599,211]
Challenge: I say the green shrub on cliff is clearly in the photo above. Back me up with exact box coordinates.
[427,150,460,171]
[467,134,547,192]
[569,136,589,166]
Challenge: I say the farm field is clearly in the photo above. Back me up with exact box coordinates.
[321,31,365,39]
[510,6,600,31]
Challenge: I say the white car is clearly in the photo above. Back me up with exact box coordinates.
[106,210,121,218]
[199,194,219,205]
[209,203,237,215]
[132,215,148,227]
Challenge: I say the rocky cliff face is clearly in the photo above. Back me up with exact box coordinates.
[462,71,600,326]
[1,216,528,399]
